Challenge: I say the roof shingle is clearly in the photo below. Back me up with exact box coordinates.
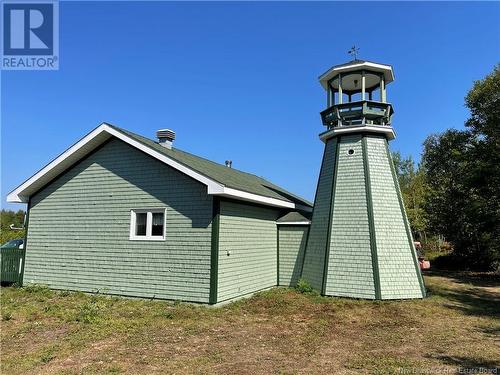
[109,125,312,208]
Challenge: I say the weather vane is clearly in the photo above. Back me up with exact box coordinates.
[348,45,359,60]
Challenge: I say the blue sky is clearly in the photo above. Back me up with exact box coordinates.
[2,1,499,210]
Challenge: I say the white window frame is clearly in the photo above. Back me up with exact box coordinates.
[129,208,166,241]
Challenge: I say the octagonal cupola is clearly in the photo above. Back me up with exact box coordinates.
[318,59,395,129]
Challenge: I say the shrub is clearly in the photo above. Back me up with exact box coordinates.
[2,311,13,321]
[163,311,175,319]
[295,278,318,295]
[23,284,51,294]
[432,254,469,271]
[76,300,100,323]
[40,349,55,364]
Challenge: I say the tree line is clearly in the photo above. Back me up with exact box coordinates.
[1,209,26,244]
[394,64,499,271]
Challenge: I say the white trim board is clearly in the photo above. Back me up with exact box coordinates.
[7,123,312,212]
[319,61,395,90]
[276,221,311,226]
[216,187,297,210]
[319,125,396,142]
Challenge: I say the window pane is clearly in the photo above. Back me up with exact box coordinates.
[135,213,147,236]
[151,212,164,236]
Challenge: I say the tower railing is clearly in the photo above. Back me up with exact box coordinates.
[320,100,393,128]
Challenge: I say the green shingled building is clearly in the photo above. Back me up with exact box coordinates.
[301,59,426,299]
[7,59,425,303]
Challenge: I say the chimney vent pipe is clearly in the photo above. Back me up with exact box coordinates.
[156,129,175,149]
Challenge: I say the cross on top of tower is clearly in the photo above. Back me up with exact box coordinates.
[348,45,359,60]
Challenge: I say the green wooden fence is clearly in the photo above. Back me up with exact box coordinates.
[1,248,25,284]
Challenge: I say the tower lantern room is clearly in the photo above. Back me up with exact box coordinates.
[318,60,395,129]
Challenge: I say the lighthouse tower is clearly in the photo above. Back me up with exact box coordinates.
[301,58,426,300]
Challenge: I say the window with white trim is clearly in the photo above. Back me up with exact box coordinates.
[129,209,166,240]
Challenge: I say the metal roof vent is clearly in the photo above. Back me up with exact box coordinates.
[225,160,232,168]
[156,129,175,149]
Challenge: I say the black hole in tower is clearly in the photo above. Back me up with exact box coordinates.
[348,149,355,155]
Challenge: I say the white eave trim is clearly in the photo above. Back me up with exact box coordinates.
[7,123,312,212]
[320,61,393,79]
[7,124,224,203]
[214,187,312,212]
[319,125,396,142]
[319,61,395,90]
[276,221,311,226]
[104,126,225,195]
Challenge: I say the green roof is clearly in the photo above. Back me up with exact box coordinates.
[108,125,312,208]
[277,211,311,224]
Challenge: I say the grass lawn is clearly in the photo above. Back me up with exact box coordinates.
[1,272,499,375]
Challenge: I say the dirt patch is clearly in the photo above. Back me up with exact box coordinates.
[1,273,499,374]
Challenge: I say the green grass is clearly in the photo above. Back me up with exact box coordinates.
[1,272,498,374]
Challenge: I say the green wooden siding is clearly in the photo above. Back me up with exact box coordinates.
[366,136,424,299]
[302,138,338,291]
[25,139,213,303]
[325,135,376,299]
[278,226,308,287]
[217,200,279,302]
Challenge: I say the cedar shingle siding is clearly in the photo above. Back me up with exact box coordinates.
[301,138,338,290]
[366,136,424,299]
[25,139,213,302]
[278,226,308,287]
[325,135,376,299]
[217,200,279,303]
[18,124,423,303]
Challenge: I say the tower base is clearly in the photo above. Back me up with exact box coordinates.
[302,132,425,300]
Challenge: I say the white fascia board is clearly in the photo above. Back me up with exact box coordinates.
[7,125,112,203]
[215,187,295,209]
[217,187,313,211]
[276,221,311,225]
[103,126,225,195]
[319,61,394,80]
[6,124,224,203]
[107,127,311,210]
[319,125,396,142]
[319,62,394,90]
[7,123,312,212]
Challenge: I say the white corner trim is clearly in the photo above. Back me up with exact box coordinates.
[276,221,311,225]
[7,123,312,212]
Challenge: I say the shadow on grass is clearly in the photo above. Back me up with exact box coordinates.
[425,271,500,318]
[478,325,500,338]
[426,270,500,288]
[428,354,500,373]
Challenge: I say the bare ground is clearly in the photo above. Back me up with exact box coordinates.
[1,272,499,375]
